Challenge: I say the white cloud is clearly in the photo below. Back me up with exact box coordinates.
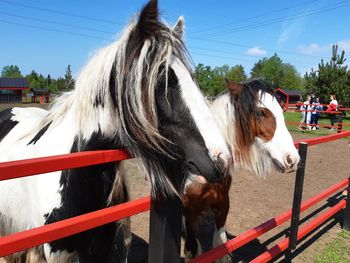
[298,43,325,55]
[298,39,350,55]
[245,47,267,56]
[337,40,350,52]
[277,18,305,45]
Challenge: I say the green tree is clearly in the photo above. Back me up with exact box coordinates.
[38,74,46,89]
[64,65,75,91]
[194,63,215,95]
[56,77,66,91]
[25,70,39,88]
[251,53,303,90]
[47,74,52,86]
[282,63,302,90]
[1,65,22,78]
[195,63,248,97]
[304,45,350,105]
[250,53,284,87]
[226,65,247,82]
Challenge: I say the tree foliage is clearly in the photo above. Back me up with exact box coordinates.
[1,65,22,78]
[304,45,350,105]
[195,63,247,97]
[250,53,302,89]
[63,65,75,91]
[1,65,75,93]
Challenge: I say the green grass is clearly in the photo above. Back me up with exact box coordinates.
[314,231,350,263]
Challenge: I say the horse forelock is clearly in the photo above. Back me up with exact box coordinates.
[29,16,193,198]
[38,17,189,145]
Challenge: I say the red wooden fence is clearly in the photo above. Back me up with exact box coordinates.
[0,131,349,261]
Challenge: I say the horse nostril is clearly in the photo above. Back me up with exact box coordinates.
[216,153,229,174]
[284,154,295,168]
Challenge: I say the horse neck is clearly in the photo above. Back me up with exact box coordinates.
[43,90,119,147]
[43,38,122,139]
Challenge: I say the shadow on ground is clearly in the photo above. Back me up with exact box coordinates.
[121,192,347,262]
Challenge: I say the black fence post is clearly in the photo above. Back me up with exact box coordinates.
[148,196,182,263]
[288,142,308,251]
[337,113,343,133]
[343,177,350,231]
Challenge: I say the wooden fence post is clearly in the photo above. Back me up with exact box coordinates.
[337,113,343,133]
[343,177,350,231]
[148,196,182,263]
[288,142,308,250]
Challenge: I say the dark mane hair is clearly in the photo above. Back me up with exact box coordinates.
[31,1,193,198]
[232,78,275,155]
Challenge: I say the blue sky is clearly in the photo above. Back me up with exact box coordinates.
[1,0,349,79]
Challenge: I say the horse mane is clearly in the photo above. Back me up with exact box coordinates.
[32,2,192,198]
[39,11,190,148]
[212,78,276,177]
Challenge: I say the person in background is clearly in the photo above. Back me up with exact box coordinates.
[326,94,338,129]
[299,95,312,130]
[310,97,322,130]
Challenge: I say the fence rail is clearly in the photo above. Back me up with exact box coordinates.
[0,197,150,257]
[0,131,349,262]
[0,149,131,180]
[250,200,347,263]
[189,179,349,263]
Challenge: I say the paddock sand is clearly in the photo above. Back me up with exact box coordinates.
[126,132,350,262]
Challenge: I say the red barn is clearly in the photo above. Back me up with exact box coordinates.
[0,78,29,104]
[275,88,302,109]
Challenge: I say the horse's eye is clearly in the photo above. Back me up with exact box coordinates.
[256,110,265,118]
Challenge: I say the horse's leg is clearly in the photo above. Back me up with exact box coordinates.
[213,197,230,262]
[212,215,230,263]
[25,247,47,263]
[109,162,131,259]
[184,211,199,261]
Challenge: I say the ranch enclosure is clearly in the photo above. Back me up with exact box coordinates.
[0,103,349,261]
[126,131,350,262]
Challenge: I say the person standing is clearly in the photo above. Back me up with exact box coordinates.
[310,97,322,130]
[326,95,338,129]
[299,95,312,130]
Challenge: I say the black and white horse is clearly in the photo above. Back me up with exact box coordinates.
[0,1,231,262]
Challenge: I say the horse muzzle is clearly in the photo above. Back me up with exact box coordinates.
[283,154,299,172]
[273,153,299,173]
[208,153,232,182]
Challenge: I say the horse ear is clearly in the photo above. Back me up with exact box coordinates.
[173,16,185,37]
[137,0,159,39]
[225,78,244,97]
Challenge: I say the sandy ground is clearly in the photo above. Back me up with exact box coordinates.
[126,132,350,262]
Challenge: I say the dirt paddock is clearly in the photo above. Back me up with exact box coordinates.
[126,132,350,262]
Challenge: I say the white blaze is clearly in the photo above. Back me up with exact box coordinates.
[170,57,231,161]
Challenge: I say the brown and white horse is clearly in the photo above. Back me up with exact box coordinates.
[183,78,300,262]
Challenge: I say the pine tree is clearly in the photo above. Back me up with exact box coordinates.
[304,45,349,105]
[64,65,75,91]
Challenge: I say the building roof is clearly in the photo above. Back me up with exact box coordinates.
[0,78,29,89]
[275,88,301,97]
[284,90,302,96]
[31,87,50,93]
